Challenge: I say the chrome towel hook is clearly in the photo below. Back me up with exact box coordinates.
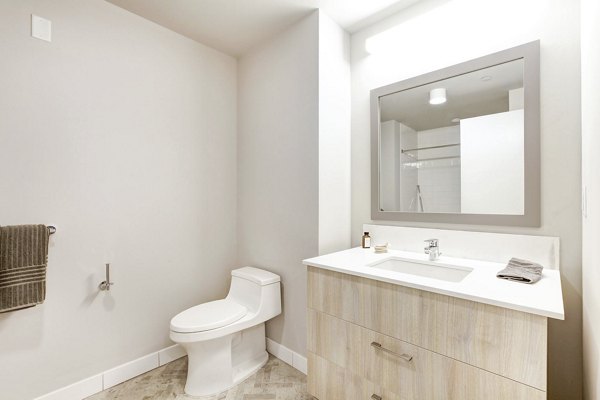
[47,225,56,235]
[99,263,114,291]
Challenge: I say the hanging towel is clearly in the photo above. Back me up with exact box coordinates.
[0,225,49,312]
[496,257,543,284]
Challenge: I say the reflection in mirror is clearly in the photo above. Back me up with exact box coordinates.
[378,59,524,215]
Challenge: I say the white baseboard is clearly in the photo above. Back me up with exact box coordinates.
[33,374,103,400]
[158,343,187,365]
[103,352,159,389]
[266,337,308,375]
[34,344,186,400]
[35,339,306,400]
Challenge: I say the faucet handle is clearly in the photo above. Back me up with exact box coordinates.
[424,239,441,260]
[424,239,439,247]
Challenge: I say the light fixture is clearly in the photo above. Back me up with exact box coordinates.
[429,88,447,105]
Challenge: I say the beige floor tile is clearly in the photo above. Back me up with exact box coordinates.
[86,355,313,400]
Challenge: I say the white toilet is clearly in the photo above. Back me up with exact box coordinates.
[170,267,281,398]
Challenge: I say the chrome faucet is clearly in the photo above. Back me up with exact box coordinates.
[424,239,441,261]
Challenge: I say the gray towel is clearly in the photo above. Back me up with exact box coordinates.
[496,257,543,284]
[0,225,49,312]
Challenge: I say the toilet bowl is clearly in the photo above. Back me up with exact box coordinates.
[170,267,281,398]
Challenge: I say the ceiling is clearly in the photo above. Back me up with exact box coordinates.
[105,0,422,56]
[380,59,525,131]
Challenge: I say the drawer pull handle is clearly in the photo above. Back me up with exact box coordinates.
[371,341,413,362]
[371,395,382,400]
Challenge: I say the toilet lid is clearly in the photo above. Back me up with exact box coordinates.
[170,299,247,333]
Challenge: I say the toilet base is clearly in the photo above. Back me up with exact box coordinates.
[180,323,268,398]
[184,352,268,399]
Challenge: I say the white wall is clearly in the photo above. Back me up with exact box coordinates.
[509,87,525,111]
[318,11,351,256]
[581,0,600,398]
[351,1,582,398]
[0,1,237,399]
[460,110,524,214]
[237,12,319,357]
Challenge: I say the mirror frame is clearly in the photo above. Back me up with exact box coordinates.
[370,40,540,227]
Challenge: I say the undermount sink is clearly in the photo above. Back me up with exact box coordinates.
[368,257,473,283]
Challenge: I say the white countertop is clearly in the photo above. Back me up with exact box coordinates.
[303,247,564,320]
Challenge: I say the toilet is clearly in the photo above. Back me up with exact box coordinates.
[169,267,281,398]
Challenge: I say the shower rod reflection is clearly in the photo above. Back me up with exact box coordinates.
[401,143,460,153]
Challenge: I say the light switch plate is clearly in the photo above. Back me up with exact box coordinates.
[31,14,51,42]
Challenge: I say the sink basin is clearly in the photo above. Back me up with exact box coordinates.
[368,257,473,282]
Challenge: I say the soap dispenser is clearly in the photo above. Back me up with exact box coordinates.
[361,232,371,248]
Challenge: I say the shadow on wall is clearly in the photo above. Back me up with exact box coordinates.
[583,295,600,398]
[80,273,115,311]
[548,277,583,397]
[268,280,286,340]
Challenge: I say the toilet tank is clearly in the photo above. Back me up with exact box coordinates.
[227,267,281,319]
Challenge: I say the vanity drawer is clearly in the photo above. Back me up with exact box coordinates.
[308,309,545,400]
[308,352,402,400]
[307,267,547,390]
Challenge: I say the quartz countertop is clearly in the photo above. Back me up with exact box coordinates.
[303,247,564,320]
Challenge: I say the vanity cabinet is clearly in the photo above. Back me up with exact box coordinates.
[306,266,548,400]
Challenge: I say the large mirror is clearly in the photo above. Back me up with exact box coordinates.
[371,41,540,226]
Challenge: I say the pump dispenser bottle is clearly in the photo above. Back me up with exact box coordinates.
[361,232,371,248]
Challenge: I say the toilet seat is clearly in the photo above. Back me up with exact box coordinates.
[170,299,247,333]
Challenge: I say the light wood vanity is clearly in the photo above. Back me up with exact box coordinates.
[306,266,550,400]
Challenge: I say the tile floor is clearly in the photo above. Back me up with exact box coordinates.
[86,355,313,399]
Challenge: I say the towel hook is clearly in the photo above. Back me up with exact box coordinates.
[99,263,114,291]
[47,225,57,235]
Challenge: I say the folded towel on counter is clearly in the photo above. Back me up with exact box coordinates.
[496,257,543,284]
[0,225,49,312]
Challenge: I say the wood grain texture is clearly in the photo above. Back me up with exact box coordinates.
[308,352,402,400]
[307,266,547,390]
[308,310,545,400]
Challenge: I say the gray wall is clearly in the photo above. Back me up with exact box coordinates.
[237,12,319,356]
[237,10,351,358]
[350,0,582,398]
[0,1,237,399]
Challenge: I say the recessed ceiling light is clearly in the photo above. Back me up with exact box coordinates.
[429,88,447,105]
[481,75,492,81]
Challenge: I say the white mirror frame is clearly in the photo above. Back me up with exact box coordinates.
[370,40,540,227]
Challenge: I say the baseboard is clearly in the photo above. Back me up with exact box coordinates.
[102,352,159,389]
[158,343,187,365]
[266,337,308,374]
[34,344,186,400]
[32,374,104,400]
[35,339,305,400]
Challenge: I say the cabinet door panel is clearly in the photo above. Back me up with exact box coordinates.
[309,309,545,400]
[307,267,547,390]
